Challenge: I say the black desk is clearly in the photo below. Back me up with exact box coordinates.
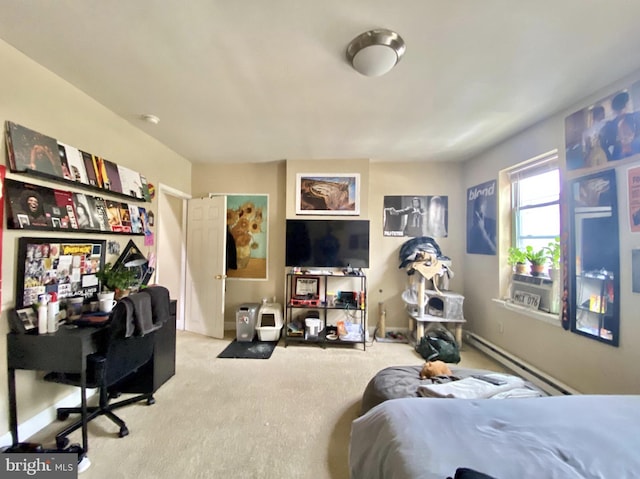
[7,326,105,452]
[6,300,177,452]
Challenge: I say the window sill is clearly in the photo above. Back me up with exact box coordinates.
[492,298,561,327]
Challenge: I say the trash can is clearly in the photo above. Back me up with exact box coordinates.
[236,303,260,342]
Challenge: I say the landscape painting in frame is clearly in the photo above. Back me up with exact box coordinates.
[226,194,268,280]
[296,173,360,215]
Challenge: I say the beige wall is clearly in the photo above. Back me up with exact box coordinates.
[191,161,287,324]
[462,68,640,394]
[0,39,192,438]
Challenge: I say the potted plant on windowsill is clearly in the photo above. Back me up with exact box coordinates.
[524,246,547,276]
[96,263,136,300]
[544,236,561,281]
[508,247,528,274]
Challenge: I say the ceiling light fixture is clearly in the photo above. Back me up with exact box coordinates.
[141,114,160,125]
[346,29,406,77]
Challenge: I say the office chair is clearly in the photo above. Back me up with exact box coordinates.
[44,287,169,449]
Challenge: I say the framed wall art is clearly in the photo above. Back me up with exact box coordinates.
[225,194,268,280]
[296,173,360,215]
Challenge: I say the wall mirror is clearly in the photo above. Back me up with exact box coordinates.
[568,168,620,346]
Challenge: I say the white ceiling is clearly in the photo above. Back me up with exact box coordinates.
[2,1,640,165]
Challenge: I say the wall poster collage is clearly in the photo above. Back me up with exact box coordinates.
[16,237,107,309]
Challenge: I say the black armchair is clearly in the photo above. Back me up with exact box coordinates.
[44,286,170,449]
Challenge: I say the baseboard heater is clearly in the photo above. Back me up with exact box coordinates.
[464,332,580,396]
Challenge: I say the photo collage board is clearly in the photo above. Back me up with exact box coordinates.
[4,120,150,200]
[16,237,106,309]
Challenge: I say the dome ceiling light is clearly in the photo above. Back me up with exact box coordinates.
[346,29,406,77]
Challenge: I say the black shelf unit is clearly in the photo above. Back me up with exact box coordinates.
[284,272,367,350]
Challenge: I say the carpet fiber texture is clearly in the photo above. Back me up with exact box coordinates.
[217,339,278,359]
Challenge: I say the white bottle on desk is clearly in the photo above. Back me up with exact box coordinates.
[47,293,60,333]
[38,300,48,335]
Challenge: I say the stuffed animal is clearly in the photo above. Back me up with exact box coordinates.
[420,360,453,379]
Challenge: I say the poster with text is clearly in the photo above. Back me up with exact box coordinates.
[466,180,497,255]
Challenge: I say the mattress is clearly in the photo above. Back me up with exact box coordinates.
[350,395,640,479]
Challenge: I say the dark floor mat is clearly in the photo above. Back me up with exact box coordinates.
[217,339,278,359]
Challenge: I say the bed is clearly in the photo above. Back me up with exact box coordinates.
[350,395,640,479]
[360,365,542,414]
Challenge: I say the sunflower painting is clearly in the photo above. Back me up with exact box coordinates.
[226,194,268,280]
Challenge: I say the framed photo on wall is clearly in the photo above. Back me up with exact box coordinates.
[296,173,360,215]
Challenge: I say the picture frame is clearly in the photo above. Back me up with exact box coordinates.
[294,276,320,297]
[296,173,360,215]
[10,307,38,333]
[221,194,269,280]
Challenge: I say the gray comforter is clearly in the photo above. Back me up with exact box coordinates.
[350,395,640,479]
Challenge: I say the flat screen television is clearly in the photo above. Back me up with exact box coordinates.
[285,219,370,268]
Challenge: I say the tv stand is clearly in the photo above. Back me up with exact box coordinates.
[284,270,367,350]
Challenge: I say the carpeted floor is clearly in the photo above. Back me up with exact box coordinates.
[26,330,507,479]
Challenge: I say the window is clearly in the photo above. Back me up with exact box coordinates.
[509,151,560,262]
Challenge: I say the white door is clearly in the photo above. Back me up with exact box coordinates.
[185,196,226,338]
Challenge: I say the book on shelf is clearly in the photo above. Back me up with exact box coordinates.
[59,142,89,184]
[5,121,65,179]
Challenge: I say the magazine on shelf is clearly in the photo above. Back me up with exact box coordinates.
[139,174,151,201]
[129,204,143,233]
[88,196,111,231]
[5,121,65,179]
[81,150,99,187]
[118,164,143,199]
[73,192,100,231]
[56,144,74,181]
[98,158,123,194]
[5,179,53,229]
[59,142,89,184]
[105,199,123,232]
[118,202,132,233]
[52,189,79,229]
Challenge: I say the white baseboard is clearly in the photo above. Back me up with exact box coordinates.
[465,332,580,396]
[0,389,97,448]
